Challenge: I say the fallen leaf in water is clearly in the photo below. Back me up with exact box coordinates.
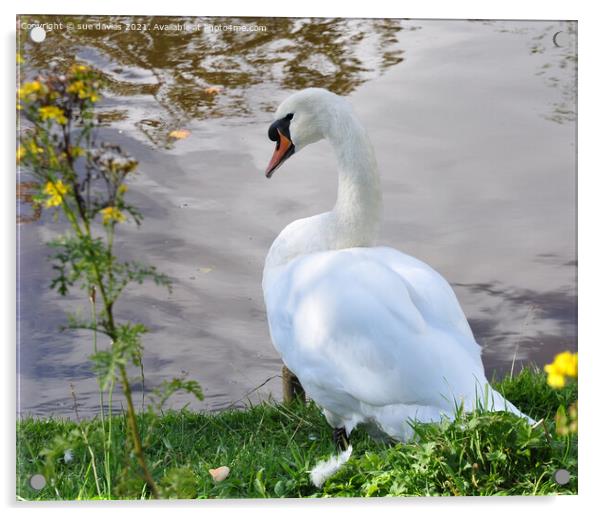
[168,129,191,140]
[198,267,213,274]
[204,86,222,95]
[209,466,230,482]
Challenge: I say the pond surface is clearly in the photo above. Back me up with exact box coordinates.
[17,17,577,417]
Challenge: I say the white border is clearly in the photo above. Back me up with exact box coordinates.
[3,1,600,514]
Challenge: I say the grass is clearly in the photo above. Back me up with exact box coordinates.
[17,367,577,500]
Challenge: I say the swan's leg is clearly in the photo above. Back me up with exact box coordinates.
[333,427,350,451]
[282,365,306,404]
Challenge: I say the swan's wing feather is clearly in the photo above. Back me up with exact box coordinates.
[367,247,481,357]
[265,248,486,409]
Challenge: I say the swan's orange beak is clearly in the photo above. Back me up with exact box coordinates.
[266,129,295,178]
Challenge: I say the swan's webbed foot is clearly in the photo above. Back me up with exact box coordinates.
[333,427,350,451]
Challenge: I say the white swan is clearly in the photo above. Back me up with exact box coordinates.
[262,88,532,451]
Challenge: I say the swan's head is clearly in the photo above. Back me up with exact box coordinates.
[265,88,343,178]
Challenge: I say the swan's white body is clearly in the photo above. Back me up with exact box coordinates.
[262,88,531,443]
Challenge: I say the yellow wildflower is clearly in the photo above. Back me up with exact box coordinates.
[545,351,578,377]
[19,139,44,160]
[546,373,566,389]
[44,180,70,208]
[67,80,84,95]
[117,184,128,195]
[67,77,99,103]
[544,351,578,389]
[39,106,68,125]
[26,139,43,155]
[18,80,42,99]
[16,53,24,65]
[100,206,126,225]
[71,64,89,74]
[70,146,85,158]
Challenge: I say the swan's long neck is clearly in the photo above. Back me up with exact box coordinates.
[265,107,382,271]
[330,114,382,244]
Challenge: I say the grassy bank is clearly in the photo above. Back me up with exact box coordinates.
[17,367,577,499]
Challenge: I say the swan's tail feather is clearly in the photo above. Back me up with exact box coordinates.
[310,445,353,488]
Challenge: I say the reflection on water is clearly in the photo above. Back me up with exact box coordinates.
[17,17,577,417]
[453,279,577,376]
[21,16,411,147]
[526,23,577,124]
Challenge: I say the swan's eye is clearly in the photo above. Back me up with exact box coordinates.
[268,113,294,143]
[268,122,279,142]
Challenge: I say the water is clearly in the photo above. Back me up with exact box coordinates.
[17,17,577,417]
